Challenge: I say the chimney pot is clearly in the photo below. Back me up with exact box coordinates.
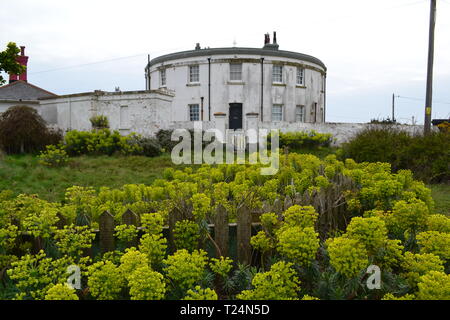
[9,45,28,83]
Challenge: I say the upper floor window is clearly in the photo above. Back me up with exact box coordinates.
[189,104,200,121]
[272,104,283,121]
[296,105,305,122]
[230,63,242,81]
[189,65,199,83]
[296,68,305,86]
[160,69,166,87]
[272,65,283,83]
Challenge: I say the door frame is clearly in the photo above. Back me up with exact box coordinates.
[228,103,243,130]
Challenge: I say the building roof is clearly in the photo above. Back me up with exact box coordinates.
[39,89,174,101]
[148,47,327,70]
[0,80,57,101]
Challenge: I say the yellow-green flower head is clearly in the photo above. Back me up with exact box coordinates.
[401,252,444,287]
[426,214,450,233]
[237,261,300,300]
[417,271,450,300]
[326,237,369,278]
[282,205,318,229]
[277,226,320,267]
[44,283,79,300]
[183,286,218,300]
[416,231,450,261]
[345,216,388,253]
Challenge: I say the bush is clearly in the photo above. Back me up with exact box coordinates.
[124,135,162,157]
[156,129,178,152]
[62,129,161,157]
[2,152,449,301]
[0,105,63,154]
[38,145,69,167]
[340,127,450,183]
[156,129,212,152]
[270,130,333,150]
[90,115,109,129]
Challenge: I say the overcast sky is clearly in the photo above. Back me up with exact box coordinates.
[1,0,449,123]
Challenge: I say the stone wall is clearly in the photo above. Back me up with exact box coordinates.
[258,122,427,146]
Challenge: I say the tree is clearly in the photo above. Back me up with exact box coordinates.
[0,42,26,85]
[0,105,62,154]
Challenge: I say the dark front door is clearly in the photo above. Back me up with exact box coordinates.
[229,103,243,130]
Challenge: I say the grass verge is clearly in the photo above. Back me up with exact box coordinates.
[0,154,180,202]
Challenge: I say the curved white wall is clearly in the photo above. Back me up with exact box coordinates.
[148,50,326,129]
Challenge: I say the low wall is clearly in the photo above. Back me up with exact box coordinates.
[259,122,427,146]
[154,121,428,147]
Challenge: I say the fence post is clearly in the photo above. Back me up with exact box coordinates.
[56,213,67,229]
[122,209,140,248]
[272,198,283,220]
[213,204,229,258]
[237,205,252,265]
[99,210,115,253]
[168,207,181,253]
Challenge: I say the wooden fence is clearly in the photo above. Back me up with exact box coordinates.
[89,173,356,265]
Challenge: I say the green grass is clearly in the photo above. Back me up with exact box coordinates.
[429,184,450,216]
[1,153,448,216]
[286,146,338,159]
[0,154,182,202]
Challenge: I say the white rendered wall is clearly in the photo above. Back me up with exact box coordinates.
[149,53,326,129]
[39,91,174,136]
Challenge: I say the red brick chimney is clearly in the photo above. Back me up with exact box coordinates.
[9,46,29,83]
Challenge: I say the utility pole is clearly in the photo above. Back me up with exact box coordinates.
[392,93,395,122]
[424,0,436,134]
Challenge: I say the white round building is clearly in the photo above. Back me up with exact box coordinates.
[39,33,327,137]
[146,33,327,131]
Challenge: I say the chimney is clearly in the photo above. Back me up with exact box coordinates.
[263,32,279,50]
[9,46,29,83]
[264,33,270,45]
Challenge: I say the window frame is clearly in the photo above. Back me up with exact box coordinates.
[160,68,166,87]
[189,104,200,121]
[229,63,243,81]
[295,105,305,123]
[272,65,283,83]
[272,104,283,122]
[189,65,200,83]
[296,67,305,86]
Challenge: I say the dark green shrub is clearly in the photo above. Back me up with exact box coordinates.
[156,129,211,152]
[268,130,333,150]
[340,126,450,183]
[156,129,178,151]
[0,105,63,154]
[125,135,162,157]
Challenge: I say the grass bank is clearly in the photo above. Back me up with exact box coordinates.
[0,154,179,202]
[0,153,448,215]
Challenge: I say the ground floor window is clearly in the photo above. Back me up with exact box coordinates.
[296,105,305,122]
[272,104,283,121]
[189,104,200,121]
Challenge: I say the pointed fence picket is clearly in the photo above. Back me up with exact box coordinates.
[92,176,356,261]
